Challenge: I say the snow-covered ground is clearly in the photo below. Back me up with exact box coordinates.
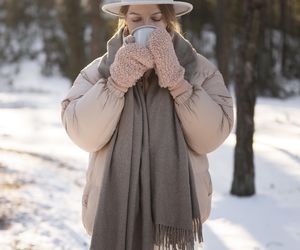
[207,91,300,250]
[0,59,299,250]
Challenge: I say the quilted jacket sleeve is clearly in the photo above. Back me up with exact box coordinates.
[60,57,125,153]
[173,54,234,155]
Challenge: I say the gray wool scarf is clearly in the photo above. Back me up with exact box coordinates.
[90,26,202,250]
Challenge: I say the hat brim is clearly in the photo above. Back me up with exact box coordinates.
[101,1,193,17]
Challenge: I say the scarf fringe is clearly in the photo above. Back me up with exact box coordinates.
[154,217,204,250]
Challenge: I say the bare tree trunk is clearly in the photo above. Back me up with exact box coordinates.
[215,0,232,86]
[88,0,107,60]
[256,0,278,96]
[58,0,86,83]
[280,0,288,77]
[231,0,266,196]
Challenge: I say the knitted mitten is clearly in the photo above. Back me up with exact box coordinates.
[108,36,154,93]
[147,28,192,99]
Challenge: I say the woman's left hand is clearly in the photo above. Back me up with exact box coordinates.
[147,27,185,89]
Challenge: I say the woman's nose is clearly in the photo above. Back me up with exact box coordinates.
[144,19,156,26]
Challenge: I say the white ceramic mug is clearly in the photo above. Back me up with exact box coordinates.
[131,25,157,47]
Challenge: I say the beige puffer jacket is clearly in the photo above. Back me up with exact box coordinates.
[60,47,234,237]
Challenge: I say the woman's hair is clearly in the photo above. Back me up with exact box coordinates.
[114,4,182,36]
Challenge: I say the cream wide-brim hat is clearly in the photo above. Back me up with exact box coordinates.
[101,0,193,17]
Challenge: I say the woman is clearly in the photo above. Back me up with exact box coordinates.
[60,0,234,249]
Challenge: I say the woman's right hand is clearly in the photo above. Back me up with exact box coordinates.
[108,36,154,93]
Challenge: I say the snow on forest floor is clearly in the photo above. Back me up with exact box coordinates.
[0,60,299,250]
[206,93,300,250]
